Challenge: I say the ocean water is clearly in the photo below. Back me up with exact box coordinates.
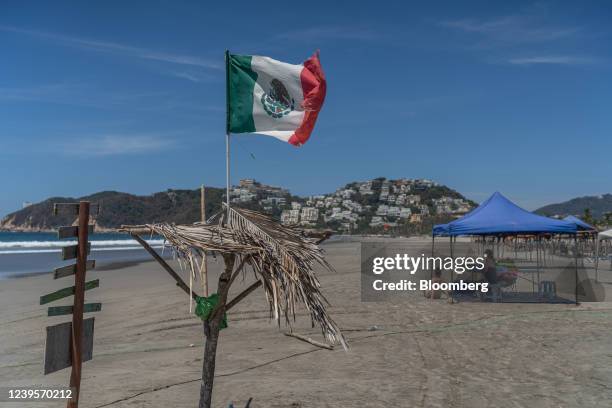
[0,231,168,279]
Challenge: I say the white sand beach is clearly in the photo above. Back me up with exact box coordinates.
[1,239,611,407]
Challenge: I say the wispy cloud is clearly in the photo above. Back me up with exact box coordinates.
[437,9,602,67]
[276,26,381,42]
[438,2,583,49]
[440,16,579,46]
[0,83,79,103]
[169,71,217,83]
[60,134,176,156]
[0,82,218,115]
[0,82,150,108]
[0,25,221,69]
[0,82,154,109]
[507,55,597,66]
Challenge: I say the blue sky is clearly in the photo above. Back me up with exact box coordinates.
[1,1,611,217]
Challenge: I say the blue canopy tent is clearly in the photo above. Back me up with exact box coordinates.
[433,192,577,236]
[431,192,578,303]
[563,215,596,232]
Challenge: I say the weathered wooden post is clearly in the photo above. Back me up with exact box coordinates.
[41,201,100,408]
[67,201,89,408]
[199,254,234,408]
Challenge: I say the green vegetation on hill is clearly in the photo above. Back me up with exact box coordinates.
[0,188,226,231]
[536,194,612,223]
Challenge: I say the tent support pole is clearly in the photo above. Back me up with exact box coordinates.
[449,236,454,304]
[574,235,579,306]
[595,236,599,282]
[431,234,435,257]
[430,234,435,302]
[536,235,541,295]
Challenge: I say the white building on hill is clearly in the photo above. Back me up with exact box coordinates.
[300,207,319,224]
[281,209,300,225]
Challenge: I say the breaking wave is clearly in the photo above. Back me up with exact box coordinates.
[0,239,166,254]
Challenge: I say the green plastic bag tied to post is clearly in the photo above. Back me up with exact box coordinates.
[195,293,227,329]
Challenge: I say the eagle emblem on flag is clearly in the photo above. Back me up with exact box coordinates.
[261,78,295,118]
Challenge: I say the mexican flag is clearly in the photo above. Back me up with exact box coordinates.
[227,52,326,146]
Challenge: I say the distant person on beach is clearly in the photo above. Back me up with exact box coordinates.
[482,249,517,286]
[483,249,498,284]
[424,268,445,299]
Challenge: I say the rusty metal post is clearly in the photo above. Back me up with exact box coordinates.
[67,201,89,408]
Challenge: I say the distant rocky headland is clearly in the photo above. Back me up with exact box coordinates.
[535,194,612,222]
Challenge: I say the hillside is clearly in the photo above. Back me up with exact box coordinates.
[535,194,612,221]
[0,188,226,231]
[0,178,475,234]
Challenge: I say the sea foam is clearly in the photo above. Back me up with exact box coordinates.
[0,239,166,254]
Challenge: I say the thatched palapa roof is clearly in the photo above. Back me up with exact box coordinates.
[123,206,346,349]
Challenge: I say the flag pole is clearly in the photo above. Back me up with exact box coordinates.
[225,50,231,219]
[225,133,230,217]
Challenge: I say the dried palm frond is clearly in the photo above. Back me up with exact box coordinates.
[124,207,346,349]
[142,223,261,254]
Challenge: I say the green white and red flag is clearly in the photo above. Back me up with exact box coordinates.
[226,52,326,146]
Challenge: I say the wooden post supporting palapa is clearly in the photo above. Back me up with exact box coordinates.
[67,201,89,408]
[201,185,205,222]
[199,254,235,408]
